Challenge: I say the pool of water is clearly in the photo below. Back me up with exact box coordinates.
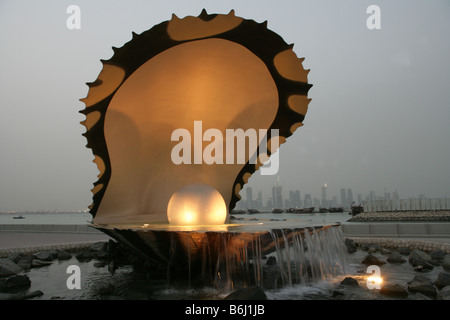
[22,247,446,300]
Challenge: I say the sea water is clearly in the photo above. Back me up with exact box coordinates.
[0,212,93,225]
[0,211,352,225]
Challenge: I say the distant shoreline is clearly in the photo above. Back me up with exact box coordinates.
[348,211,450,222]
[0,211,89,214]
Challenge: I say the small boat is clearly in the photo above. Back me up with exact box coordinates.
[328,207,344,213]
[272,208,284,214]
[294,207,315,214]
[350,204,364,216]
[319,208,329,213]
[247,209,260,214]
[13,215,25,219]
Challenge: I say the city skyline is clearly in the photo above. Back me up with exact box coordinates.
[237,183,448,210]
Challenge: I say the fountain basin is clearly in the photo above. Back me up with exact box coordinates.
[93,218,344,288]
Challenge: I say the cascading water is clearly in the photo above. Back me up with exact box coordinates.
[267,226,349,289]
[163,225,349,291]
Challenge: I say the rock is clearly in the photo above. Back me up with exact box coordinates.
[414,265,432,273]
[409,249,433,269]
[331,290,345,299]
[438,285,450,300]
[7,253,22,263]
[31,259,53,268]
[93,261,107,268]
[397,247,411,255]
[413,292,432,300]
[8,254,32,271]
[407,275,437,298]
[224,286,267,300]
[107,260,117,275]
[362,243,381,253]
[106,240,119,257]
[95,251,109,260]
[442,254,450,271]
[262,265,281,290]
[387,252,406,264]
[435,272,450,290]
[93,281,115,295]
[380,248,392,255]
[380,284,408,298]
[361,254,386,266]
[75,251,96,262]
[0,278,6,292]
[0,258,23,277]
[57,250,72,261]
[33,250,58,262]
[2,275,31,292]
[0,290,43,300]
[266,256,277,266]
[339,277,360,287]
[430,250,446,262]
[368,247,377,254]
[89,241,107,252]
[344,238,357,253]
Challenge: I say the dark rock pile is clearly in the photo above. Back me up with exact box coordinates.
[0,240,148,300]
[341,238,450,300]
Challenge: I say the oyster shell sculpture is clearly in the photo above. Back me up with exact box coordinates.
[80,10,312,227]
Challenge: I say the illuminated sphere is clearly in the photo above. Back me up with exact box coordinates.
[167,183,227,226]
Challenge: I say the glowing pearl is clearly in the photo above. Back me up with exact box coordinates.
[167,183,227,226]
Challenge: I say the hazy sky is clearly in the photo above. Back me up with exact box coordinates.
[1,0,449,211]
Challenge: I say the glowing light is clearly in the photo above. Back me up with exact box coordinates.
[143,224,150,228]
[167,183,227,226]
[367,275,383,289]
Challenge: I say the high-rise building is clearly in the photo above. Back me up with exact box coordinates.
[267,197,273,210]
[385,192,391,201]
[246,187,253,209]
[256,191,263,209]
[332,196,338,207]
[347,188,353,206]
[273,186,283,208]
[314,198,321,208]
[392,190,399,201]
[290,190,301,208]
[284,199,291,209]
[272,187,276,208]
[321,184,327,207]
[304,194,312,208]
[340,188,347,207]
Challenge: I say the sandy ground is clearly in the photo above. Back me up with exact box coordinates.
[0,232,111,249]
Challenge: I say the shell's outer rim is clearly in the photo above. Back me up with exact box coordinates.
[80,9,312,219]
